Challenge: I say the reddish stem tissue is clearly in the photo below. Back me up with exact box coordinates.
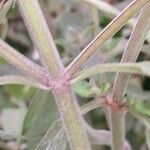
[104,95,127,112]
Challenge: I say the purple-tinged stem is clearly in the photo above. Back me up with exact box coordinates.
[17,0,91,149]
[53,83,91,149]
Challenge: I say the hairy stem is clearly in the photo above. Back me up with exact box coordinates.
[113,5,150,98]
[53,85,91,149]
[18,0,63,76]
[18,0,91,149]
[0,39,47,82]
[111,3,150,150]
[67,0,150,77]
[72,62,147,83]
[0,75,48,89]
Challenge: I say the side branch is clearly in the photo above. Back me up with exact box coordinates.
[0,39,47,83]
[0,75,48,89]
[72,62,143,83]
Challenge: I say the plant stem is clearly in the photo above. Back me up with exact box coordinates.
[113,5,150,99]
[111,3,150,150]
[53,85,91,149]
[67,0,150,77]
[18,0,91,149]
[85,123,131,150]
[85,0,119,18]
[84,0,134,27]
[0,39,47,82]
[81,98,104,115]
[0,75,47,89]
[72,62,144,83]
[18,0,63,76]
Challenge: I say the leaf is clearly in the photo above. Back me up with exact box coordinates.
[99,83,110,95]
[146,128,150,149]
[4,85,26,98]
[3,84,37,100]
[73,81,94,98]
[133,101,150,117]
[36,119,67,150]
[22,89,58,150]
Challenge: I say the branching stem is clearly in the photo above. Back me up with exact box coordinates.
[111,3,150,150]
[18,0,91,149]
